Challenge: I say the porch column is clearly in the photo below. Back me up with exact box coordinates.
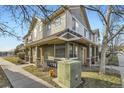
[40,47,43,64]
[94,46,96,63]
[97,46,100,63]
[65,42,69,59]
[36,46,41,67]
[54,44,56,57]
[89,44,92,66]
[29,48,33,63]
[25,48,29,62]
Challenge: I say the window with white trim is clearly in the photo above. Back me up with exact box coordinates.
[84,28,87,37]
[89,32,91,40]
[93,34,95,42]
[46,23,51,31]
[72,18,79,31]
[34,29,37,38]
[72,18,76,30]
[55,17,61,26]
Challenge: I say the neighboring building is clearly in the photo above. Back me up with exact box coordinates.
[23,5,100,67]
[0,49,15,57]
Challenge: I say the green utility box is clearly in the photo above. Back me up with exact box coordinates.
[57,60,81,88]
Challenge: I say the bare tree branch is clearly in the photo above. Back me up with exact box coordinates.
[82,5,108,26]
[107,25,124,43]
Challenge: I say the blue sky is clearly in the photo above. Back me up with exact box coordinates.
[0,5,103,51]
[0,6,27,51]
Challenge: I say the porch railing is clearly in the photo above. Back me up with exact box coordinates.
[45,59,61,68]
[86,56,99,66]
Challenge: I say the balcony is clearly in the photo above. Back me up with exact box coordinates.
[70,15,98,44]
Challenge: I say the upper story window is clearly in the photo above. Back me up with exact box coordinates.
[55,17,61,26]
[34,29,37,38]
[84,28,87,37]
[89,32,92,40]
[36,24,40,31]
[96,36,98,42]
[26,38,28,42]
[46,23,51,31]
[93,34,95,42]
[72,18,79,31]
[72,18,76,30]
[28,34,32,42]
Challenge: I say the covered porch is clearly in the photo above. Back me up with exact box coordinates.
[24,30,100,68]
[25,42,99,68]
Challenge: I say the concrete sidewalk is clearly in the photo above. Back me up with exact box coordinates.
[0,58,54,88]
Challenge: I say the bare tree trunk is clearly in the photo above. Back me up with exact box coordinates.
[99,46,107,74]
[99,6,112,74]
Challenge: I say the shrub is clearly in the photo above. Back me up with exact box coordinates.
[17,52,25,64]
[17,52,25,60]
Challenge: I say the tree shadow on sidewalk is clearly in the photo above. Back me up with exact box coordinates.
[3,69,49,88]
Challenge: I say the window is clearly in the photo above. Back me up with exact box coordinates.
[55,17,61,26]
[46,23,51,31]
[93,35,95,42]
[34,29,37,38]
[96,37,98,42]
[55,45,65,58]
[28,35,31,41]
[69,43,78,58]
[28,34,32,42]
[69,44,73,58]
[72,18,79,31]
[84,28,87,37]
[89,32,91,40]
[72,18,76,30]
[36,24,40,31]
[74,45,78,57]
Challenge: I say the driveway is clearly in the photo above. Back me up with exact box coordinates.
[0,58,53,88]
[118,52,124,87]
[105,52,124,87]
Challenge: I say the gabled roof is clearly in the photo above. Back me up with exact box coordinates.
[23,5,99,40]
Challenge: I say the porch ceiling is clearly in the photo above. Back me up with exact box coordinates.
[25,37,65,47]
